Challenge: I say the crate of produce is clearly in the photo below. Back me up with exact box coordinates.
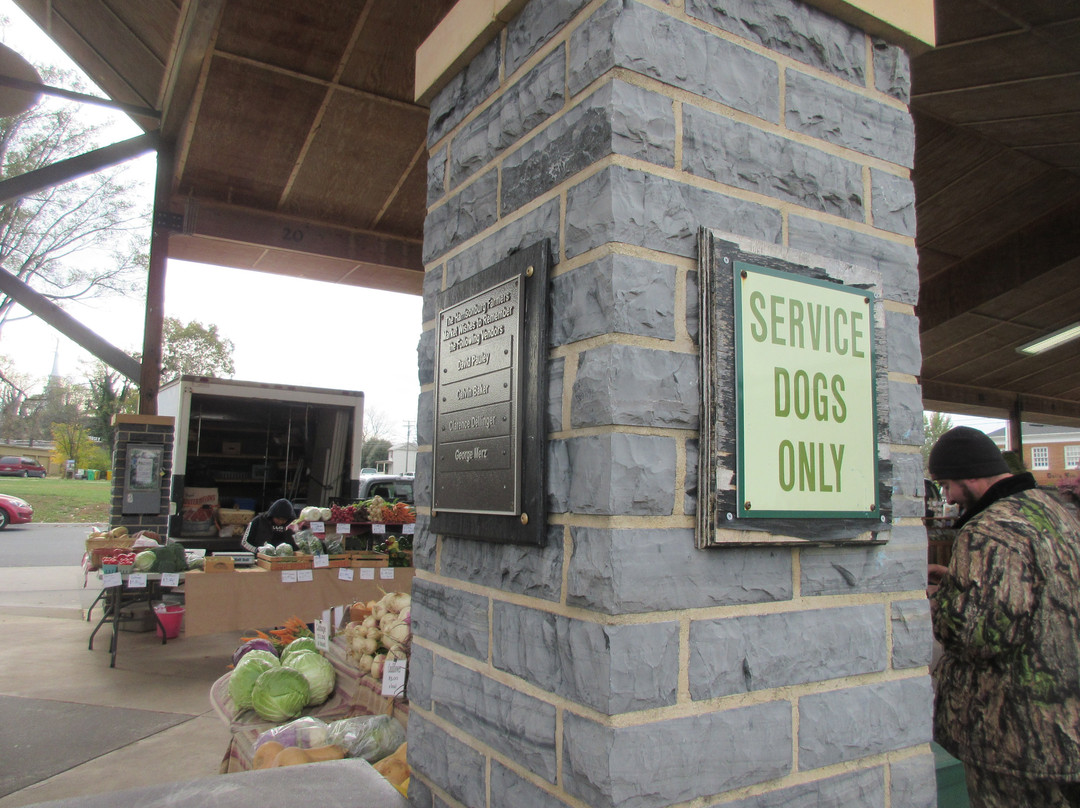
[218,508,255,525]
[327,554,352,568]
[349,551,389,568]
[87,546,136,570]
[255,553,314,571]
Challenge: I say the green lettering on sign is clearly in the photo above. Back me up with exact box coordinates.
[735,263,877,518]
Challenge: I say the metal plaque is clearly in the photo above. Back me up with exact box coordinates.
[435,276,522,514]
[430,241,551,545]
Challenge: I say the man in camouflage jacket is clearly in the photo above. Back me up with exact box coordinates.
[928,426,1080,807]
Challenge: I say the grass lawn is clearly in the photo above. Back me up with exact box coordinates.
[0,477,112,523]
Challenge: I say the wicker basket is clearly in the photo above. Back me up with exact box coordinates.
[86,534,136,553]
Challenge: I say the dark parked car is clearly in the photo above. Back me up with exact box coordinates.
[0,456,46,478]
[0,493,33,529]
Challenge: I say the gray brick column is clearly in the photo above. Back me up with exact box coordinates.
[414,1,933,806]
[110,415,173,536]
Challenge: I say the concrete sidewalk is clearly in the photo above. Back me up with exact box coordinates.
[0,568,246,806]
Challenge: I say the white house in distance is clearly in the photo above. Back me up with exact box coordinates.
[989,424,1080,486]
[388,442,417,475]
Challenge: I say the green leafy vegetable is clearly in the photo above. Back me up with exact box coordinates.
[250,666,310,722]
[286,650,336,705]
[228,656,276,710]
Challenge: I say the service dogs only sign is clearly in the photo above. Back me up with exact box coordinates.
[696,229,890,547]
[734,263,878,519]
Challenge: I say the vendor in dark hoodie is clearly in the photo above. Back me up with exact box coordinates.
[240,498,295,554]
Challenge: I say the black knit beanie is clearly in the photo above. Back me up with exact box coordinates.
[928,426,1011,480]
[267,498,295,520]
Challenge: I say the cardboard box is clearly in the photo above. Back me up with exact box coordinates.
[204,556,235,573]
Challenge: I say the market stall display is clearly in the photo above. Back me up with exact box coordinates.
[212,606,413,796]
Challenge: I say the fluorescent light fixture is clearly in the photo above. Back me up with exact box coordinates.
[1017,322,1080,355]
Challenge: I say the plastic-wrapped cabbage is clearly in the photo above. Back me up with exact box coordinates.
[229,656,277,710]
[325,714,406,761]
[276,542,295,556]
[280,636,318,664]
[258,543,276,557]
[250,667,310,722]
[286,650,336,705]
[254,717,329,751]
[323,537,345,555]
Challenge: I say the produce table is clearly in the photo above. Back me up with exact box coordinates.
[88,573,185,668]
[211,635,408,773]
[182,567,414,637]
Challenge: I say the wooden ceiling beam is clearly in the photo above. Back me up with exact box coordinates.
[173,200,423,273]
[922,379,1080,426]
[918,194,1080,331]
[159,0,225,142]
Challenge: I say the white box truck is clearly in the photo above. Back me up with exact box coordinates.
[157,376,364,546]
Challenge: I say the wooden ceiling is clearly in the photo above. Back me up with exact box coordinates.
[912,0,1080,424]
[11,0,1080,423]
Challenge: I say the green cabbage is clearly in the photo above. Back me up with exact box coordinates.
[276,542,294,556]
[134,551,156,572]
[286,650,336,705]
[280,637,318,664]
[250,667,310,722]
[228,656,276,710]
[240,649,280,668]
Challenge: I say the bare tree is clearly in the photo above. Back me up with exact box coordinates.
[0,63,149,335]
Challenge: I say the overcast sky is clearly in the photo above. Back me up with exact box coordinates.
[0,4,424,443]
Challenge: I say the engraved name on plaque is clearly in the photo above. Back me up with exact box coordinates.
[434,276,522,515]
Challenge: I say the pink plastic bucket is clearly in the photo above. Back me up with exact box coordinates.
[155,605,185,639]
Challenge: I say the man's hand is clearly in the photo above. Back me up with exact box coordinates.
[927,563,948,602]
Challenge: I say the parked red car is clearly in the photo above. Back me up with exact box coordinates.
[0,456,46,478]
[0,493,33,529]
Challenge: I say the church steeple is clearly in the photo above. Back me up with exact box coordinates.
[50,341,60,379]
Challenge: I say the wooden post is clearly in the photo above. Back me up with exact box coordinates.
[1009,396,1023,455]
[139,142,173,415]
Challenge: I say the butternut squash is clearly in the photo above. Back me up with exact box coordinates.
[273,747,312,767]
[373,756,410,785]
[252,741,284,770]
[304,744,346,762]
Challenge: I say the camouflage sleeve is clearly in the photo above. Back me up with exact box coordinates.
[932,519,1038,660]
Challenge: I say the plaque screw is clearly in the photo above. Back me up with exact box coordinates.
[744,501,751,510]
[525,265,534,278]
[725,513,733,521]
[869,503,877,511]
[520,512,529,525]
[880,515,887,523]
[740,270,747,279]
[723,257,730,264]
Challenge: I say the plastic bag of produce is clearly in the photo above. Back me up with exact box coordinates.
[253,716,330,751]
[325,714,406,761]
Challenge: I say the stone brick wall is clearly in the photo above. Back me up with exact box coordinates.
[109,415,173,535]
[416,1,932,806]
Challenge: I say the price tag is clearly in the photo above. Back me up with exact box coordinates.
[313,554,329,568]
[126,573,147,588]
[161,573,181,587]
[372,523,386,534]
[402,523,415,534]
[338,567,354,581]
[102,572,122,588]
[381,660,407,697]
[332,606,344,631]
[281,570,298,583]
[360,567,375,580]
[336,522,351,534]
[314,619,330,652]
[311,521,325,533]
[379,567,395,580]
[297,569,314,582]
